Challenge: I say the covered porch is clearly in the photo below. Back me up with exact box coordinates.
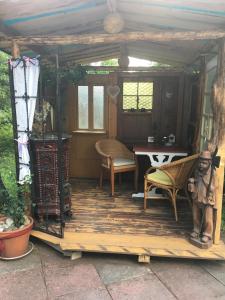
[1,0,225,261]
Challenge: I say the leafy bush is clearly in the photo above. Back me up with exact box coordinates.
[0,50,21,224]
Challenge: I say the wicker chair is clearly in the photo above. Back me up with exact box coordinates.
[144,153,199,221]
[95,139,138,196]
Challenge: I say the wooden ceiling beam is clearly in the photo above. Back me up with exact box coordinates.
[84,65,183,72]
[61,43,120,57]
[107,0,117,12]
[68,52,120,64]
[62,50,120,62]
[0,20,51,57]
[1,30,225,46]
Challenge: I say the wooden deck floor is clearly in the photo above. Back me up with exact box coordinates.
[31,179,225,260]
[66,179,192,238]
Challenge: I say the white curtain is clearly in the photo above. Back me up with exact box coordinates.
[11,57,40,183]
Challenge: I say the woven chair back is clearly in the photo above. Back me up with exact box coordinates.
[160,153,199,189]
[95,139,132,159]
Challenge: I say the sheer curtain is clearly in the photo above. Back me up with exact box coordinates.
[11,58,40,183]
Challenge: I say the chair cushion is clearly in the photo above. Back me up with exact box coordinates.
[113,158,135,167]
[146,170,173,186]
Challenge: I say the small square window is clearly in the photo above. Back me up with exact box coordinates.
[123,82,153,112]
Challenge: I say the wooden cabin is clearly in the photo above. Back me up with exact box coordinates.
[1,0,225,261]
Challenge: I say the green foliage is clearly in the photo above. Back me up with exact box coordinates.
[42,64,87,87]
[0,50,27,228]
[0,153,17,198]
[0,189,25,228]
[0,152,31,228]
[0,152,27,228]
[88,59,118,74]
[0,109,14,154]
[100,59,118,66]
[0,51,10,111]
[0,51,12,155]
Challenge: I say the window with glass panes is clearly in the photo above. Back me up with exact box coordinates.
[77,85,105,131]
[123,82,153,111]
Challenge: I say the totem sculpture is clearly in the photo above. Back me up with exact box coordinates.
[188,151,217,248]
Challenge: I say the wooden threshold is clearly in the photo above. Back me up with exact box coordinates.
[31,230,225,260]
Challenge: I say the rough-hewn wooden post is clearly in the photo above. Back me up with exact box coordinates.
[192,56,206,152]
[11,40,20,58]
[108,73,118,138]
[214,39,225,244]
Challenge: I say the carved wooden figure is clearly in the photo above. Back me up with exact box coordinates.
[188,151,216,248]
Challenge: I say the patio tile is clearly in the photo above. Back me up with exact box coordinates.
[107,273,175,300]
[95,261,152,285]
[200,260,225,286]
[44,263,105,298]
[151,258,225,300]
[35,239,75,268]
[0,246,41,275]
[55,288,111,300]
[0,267,47,300]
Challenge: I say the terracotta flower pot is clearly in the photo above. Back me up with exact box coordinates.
[0,216,33,258]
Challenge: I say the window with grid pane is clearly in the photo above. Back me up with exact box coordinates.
[123,82,153,111]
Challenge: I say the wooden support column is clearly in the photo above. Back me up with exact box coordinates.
[215,157,225,243]
[138,254,150,263]
[214,39,225,244]
[107,0,117,12]
[11,40,20,58]
[176,74,184,146]
[108,73,118,138]
[192,56,206,153]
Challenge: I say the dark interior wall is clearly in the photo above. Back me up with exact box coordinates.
[159,77,179,138]
[117,74,182,147]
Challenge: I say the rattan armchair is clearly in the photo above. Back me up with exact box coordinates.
[95,139,138,196]
[144,153,199,221]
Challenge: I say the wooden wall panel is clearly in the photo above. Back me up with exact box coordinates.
[160,77,179,138]
[65,73,187,178]
[70,133,107,178]
[119,113,153,146]
[118,75,184,147]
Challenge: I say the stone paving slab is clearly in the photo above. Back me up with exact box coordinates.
[200,260,225,286]
[96,262,152,285]
[151,258,225,300]
[0,267,47,300]
[34,239,74,269]
[0,246,41,275]
[107,273,176,300]
[54,288,111,300]
[44,263,108,299]
[2,240,225,300]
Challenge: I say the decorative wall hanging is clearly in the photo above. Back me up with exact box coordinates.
[165,91,173,99]
[107,85,120,101]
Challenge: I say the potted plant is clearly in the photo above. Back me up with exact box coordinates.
[0,175,33,259]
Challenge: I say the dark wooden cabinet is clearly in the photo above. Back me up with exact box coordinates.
[31,134,71,218]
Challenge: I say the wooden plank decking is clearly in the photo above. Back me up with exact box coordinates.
[66,179,192,237]
[31,179,225,260]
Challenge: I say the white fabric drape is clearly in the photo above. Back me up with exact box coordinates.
[11,58,40,183]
